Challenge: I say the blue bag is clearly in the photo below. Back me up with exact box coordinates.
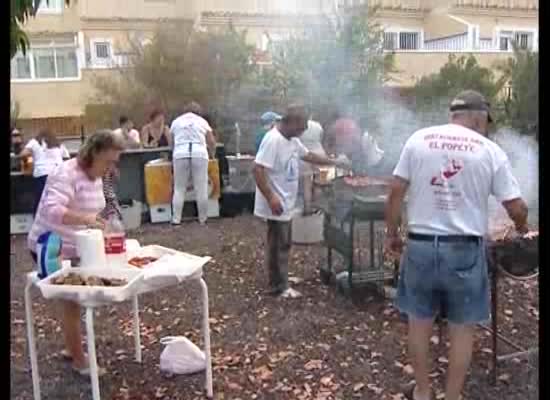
[36,231,63,279]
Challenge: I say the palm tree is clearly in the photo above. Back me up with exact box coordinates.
[11,0,71,59]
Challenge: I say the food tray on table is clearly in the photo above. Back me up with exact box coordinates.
[127,245,211,282]
[37,267,143,305]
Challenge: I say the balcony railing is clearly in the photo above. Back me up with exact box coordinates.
[337,0,423,10]
[424,33,468,51]
[453,0,538,10]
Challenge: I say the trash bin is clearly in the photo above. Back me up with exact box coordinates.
[120,200,142,230]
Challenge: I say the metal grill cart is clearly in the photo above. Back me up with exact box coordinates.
[480,235,539,385]
[313,177,404,296]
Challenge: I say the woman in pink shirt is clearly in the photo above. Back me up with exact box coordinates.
[28,130,125,375]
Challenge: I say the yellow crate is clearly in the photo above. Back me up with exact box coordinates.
[144,160,173,205]
[145,159,221,206]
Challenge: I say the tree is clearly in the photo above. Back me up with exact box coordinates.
[496,44,538,137]
[412,54,506,110]
[11,0,71,58]
[261,6,396,112]
[89,23,255,134]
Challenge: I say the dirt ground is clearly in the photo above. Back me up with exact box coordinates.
[10,215,538,400]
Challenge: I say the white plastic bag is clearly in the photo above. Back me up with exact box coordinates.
[160,336,206,375]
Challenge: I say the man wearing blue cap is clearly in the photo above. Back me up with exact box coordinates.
[255,111,282,153]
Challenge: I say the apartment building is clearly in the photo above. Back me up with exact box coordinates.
[10,0,538,133]
[338,0,538,85]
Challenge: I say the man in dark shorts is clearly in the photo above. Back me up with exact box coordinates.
[385,91,529,400]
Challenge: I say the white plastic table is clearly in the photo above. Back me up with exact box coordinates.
[24,270,213,400]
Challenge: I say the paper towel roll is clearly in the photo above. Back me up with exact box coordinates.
[75,229,107,268]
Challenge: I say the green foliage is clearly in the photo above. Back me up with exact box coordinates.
[261,6,396,111]
[90,23,256,131]
[413,54,505,109]
[412,47,539,138]
[11,0,71,58]
[497,44,538,137]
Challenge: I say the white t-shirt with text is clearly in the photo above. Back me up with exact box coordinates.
[170,113,212,160]
[393,123,521,236]
[25,139,70,178]
[254,128,309,221]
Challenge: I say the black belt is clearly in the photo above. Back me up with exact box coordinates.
[408,233,481,243]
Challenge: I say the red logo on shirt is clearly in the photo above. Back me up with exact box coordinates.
[431,158,464,187]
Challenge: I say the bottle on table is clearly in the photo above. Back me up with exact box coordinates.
[104,214,127,268]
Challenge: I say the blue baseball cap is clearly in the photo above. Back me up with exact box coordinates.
[260,111,282,126]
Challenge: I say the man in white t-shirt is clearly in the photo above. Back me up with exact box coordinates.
[254,105,350,298]
[170,102,217,225]
[298,119,325,213]
[385,91,529,400]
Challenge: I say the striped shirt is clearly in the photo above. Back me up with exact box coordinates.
[27,158,106,259]
[100,168,122,220]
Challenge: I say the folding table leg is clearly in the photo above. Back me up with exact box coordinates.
[85,308,101,400]
[133,295,142,363]
[24,282,41,400]
[199,278,213,399]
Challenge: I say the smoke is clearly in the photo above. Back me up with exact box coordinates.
[348,95,539,230]
[488,128,539,228]
[367,97,447,168]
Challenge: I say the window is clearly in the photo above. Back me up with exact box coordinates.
[90,39,113,67]
[499,30,535,51]
[383,32,397,50]
[11,53,31,79]
[11,45,79,81]
[383,31,420,50]
[37,0,64,14]
[33,48,56,79]
[399,32,419,50]
[94,42,111,59]
[55,48,78,77]
[515,32,533,50]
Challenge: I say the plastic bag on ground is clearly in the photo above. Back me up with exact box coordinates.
[160,336,206,375]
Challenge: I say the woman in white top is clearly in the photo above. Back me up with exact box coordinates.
[19,129,70,215]
[170,102,216,225]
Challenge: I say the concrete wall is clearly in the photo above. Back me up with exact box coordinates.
[79,0,198,20]
[376,14,425,31]
[22,3,81,33]
[455,13,538,37]
[423,12,467,39]
[200,0,333,14]
[11,69,116,119]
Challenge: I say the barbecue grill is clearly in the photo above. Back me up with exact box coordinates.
[313,176,405,295]
[481,231,539,384]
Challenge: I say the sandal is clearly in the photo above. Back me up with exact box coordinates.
[61,349,72,360]
[60,349,88,361]
[72,362,107,377]
[403,384,435,400]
